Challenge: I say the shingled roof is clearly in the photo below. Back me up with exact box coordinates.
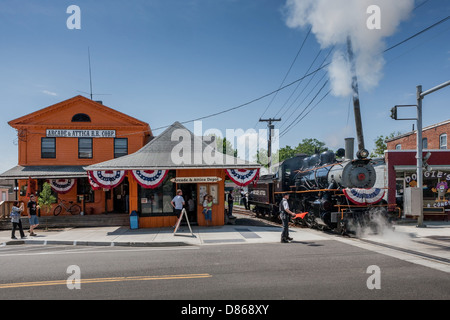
[85,122,260,171]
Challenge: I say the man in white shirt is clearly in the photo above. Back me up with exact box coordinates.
[171,189,185,219]
[280,193,296,243]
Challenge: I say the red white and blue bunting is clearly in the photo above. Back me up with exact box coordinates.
[226,169,260,187]
[88,170,127,189]
[48,179,76,194]
[343,188,385,205]
[87,173,102,190]
[131,170,168,189]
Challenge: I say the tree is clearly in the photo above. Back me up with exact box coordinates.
[38,182,57,215]
[277,138,328,162]
[370,131,402,157]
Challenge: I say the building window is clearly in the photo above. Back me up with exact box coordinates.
[79,138,93,158]
[422,138,428,149]
[41,138,56,158]
[138,171,175,217]
[440,134,447,149]
[395,144,401,150]
[72,113,91,122]
[114,138,128,158]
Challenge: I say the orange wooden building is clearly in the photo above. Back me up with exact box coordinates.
[0,96,151,215]
[85,122,261,228]
[1,97,260,228]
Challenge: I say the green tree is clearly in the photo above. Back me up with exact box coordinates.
[38,182,57,214]
[277,138,328,162]
[370,131,402,157]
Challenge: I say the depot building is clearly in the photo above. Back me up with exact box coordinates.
[0,96,260,228]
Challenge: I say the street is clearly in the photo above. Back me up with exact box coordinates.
[1,236,449,302]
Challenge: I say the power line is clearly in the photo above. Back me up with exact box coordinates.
[151,62,330,132]
[384,15,450,53]
[256,26,312,124]
[153,14,449,133]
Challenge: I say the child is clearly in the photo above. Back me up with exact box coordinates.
[205,195,213,226]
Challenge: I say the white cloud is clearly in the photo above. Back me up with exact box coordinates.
[42,90,57,96]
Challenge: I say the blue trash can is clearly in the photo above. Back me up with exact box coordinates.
[130,211,139,229]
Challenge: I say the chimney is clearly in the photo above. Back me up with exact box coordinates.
[345,138,354,160]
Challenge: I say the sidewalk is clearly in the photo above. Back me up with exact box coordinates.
[1,217,449,253]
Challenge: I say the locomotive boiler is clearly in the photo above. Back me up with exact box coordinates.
[248,138,388,234]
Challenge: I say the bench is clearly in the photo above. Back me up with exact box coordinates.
[423,207,448,221]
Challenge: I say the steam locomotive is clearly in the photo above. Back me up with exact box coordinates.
[248,138,391,235]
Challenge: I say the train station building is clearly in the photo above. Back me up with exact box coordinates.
[0,96,260,228]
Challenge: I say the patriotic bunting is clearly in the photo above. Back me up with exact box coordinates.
[48,179,76,194]
[226,168,260,187]
[88,170,127,189]
[88,172,102,190]
[131,170,168,189]
[343,188,385,205]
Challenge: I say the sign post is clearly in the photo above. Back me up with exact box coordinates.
[173,208,194,237]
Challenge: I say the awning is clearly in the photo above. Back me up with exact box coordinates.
[394,165,450,171]
[0,165,87,180]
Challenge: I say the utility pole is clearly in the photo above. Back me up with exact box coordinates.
[392,80,450,228]
[416,80,450,228]
[259,118,281,171]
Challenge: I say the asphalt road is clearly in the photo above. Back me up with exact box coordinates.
[0,238,449,303]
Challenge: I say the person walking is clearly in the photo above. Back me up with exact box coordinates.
[11,201,26,240]
[279,193,296,243]
[27,194,39,236]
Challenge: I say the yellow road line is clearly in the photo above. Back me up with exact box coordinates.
[0,273,212,289]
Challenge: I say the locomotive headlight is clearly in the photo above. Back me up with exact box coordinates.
[356,148,369,159]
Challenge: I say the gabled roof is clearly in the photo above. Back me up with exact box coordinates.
[8,95,150,129]
[85,122,260,170]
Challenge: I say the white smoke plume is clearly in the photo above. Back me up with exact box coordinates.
[284,0,415,97]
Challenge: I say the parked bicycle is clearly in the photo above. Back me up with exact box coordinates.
[53,199,82,216]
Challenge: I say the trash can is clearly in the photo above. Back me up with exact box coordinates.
[130,211,139,229]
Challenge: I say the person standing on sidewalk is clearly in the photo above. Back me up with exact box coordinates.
[11,201,26,239]
[279,193,296,243]
[27,194,39,236]
[227,191,234,217]
[171,189,185,219]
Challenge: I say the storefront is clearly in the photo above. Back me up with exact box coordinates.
[85,121,261,228]
[0,96,152,215]
[385,149,450,219]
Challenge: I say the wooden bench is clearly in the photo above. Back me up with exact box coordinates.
[423,207,448,221]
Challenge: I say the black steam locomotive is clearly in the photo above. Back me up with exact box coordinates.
[248,138,390,235]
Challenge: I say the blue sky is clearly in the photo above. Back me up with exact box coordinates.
[0,0,449,173]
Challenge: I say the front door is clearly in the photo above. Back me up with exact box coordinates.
[180,183,197,224]
[113,177,129,213]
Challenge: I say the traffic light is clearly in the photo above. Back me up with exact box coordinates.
[390,106,397,120]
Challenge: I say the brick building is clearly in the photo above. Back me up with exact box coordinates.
[386,119,449,150]
[384,119,449,220]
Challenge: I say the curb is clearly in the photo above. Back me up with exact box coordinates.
[1,239,193,247]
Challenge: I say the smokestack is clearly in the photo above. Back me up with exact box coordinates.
[347,36,365,152]
[345,137,354,160]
